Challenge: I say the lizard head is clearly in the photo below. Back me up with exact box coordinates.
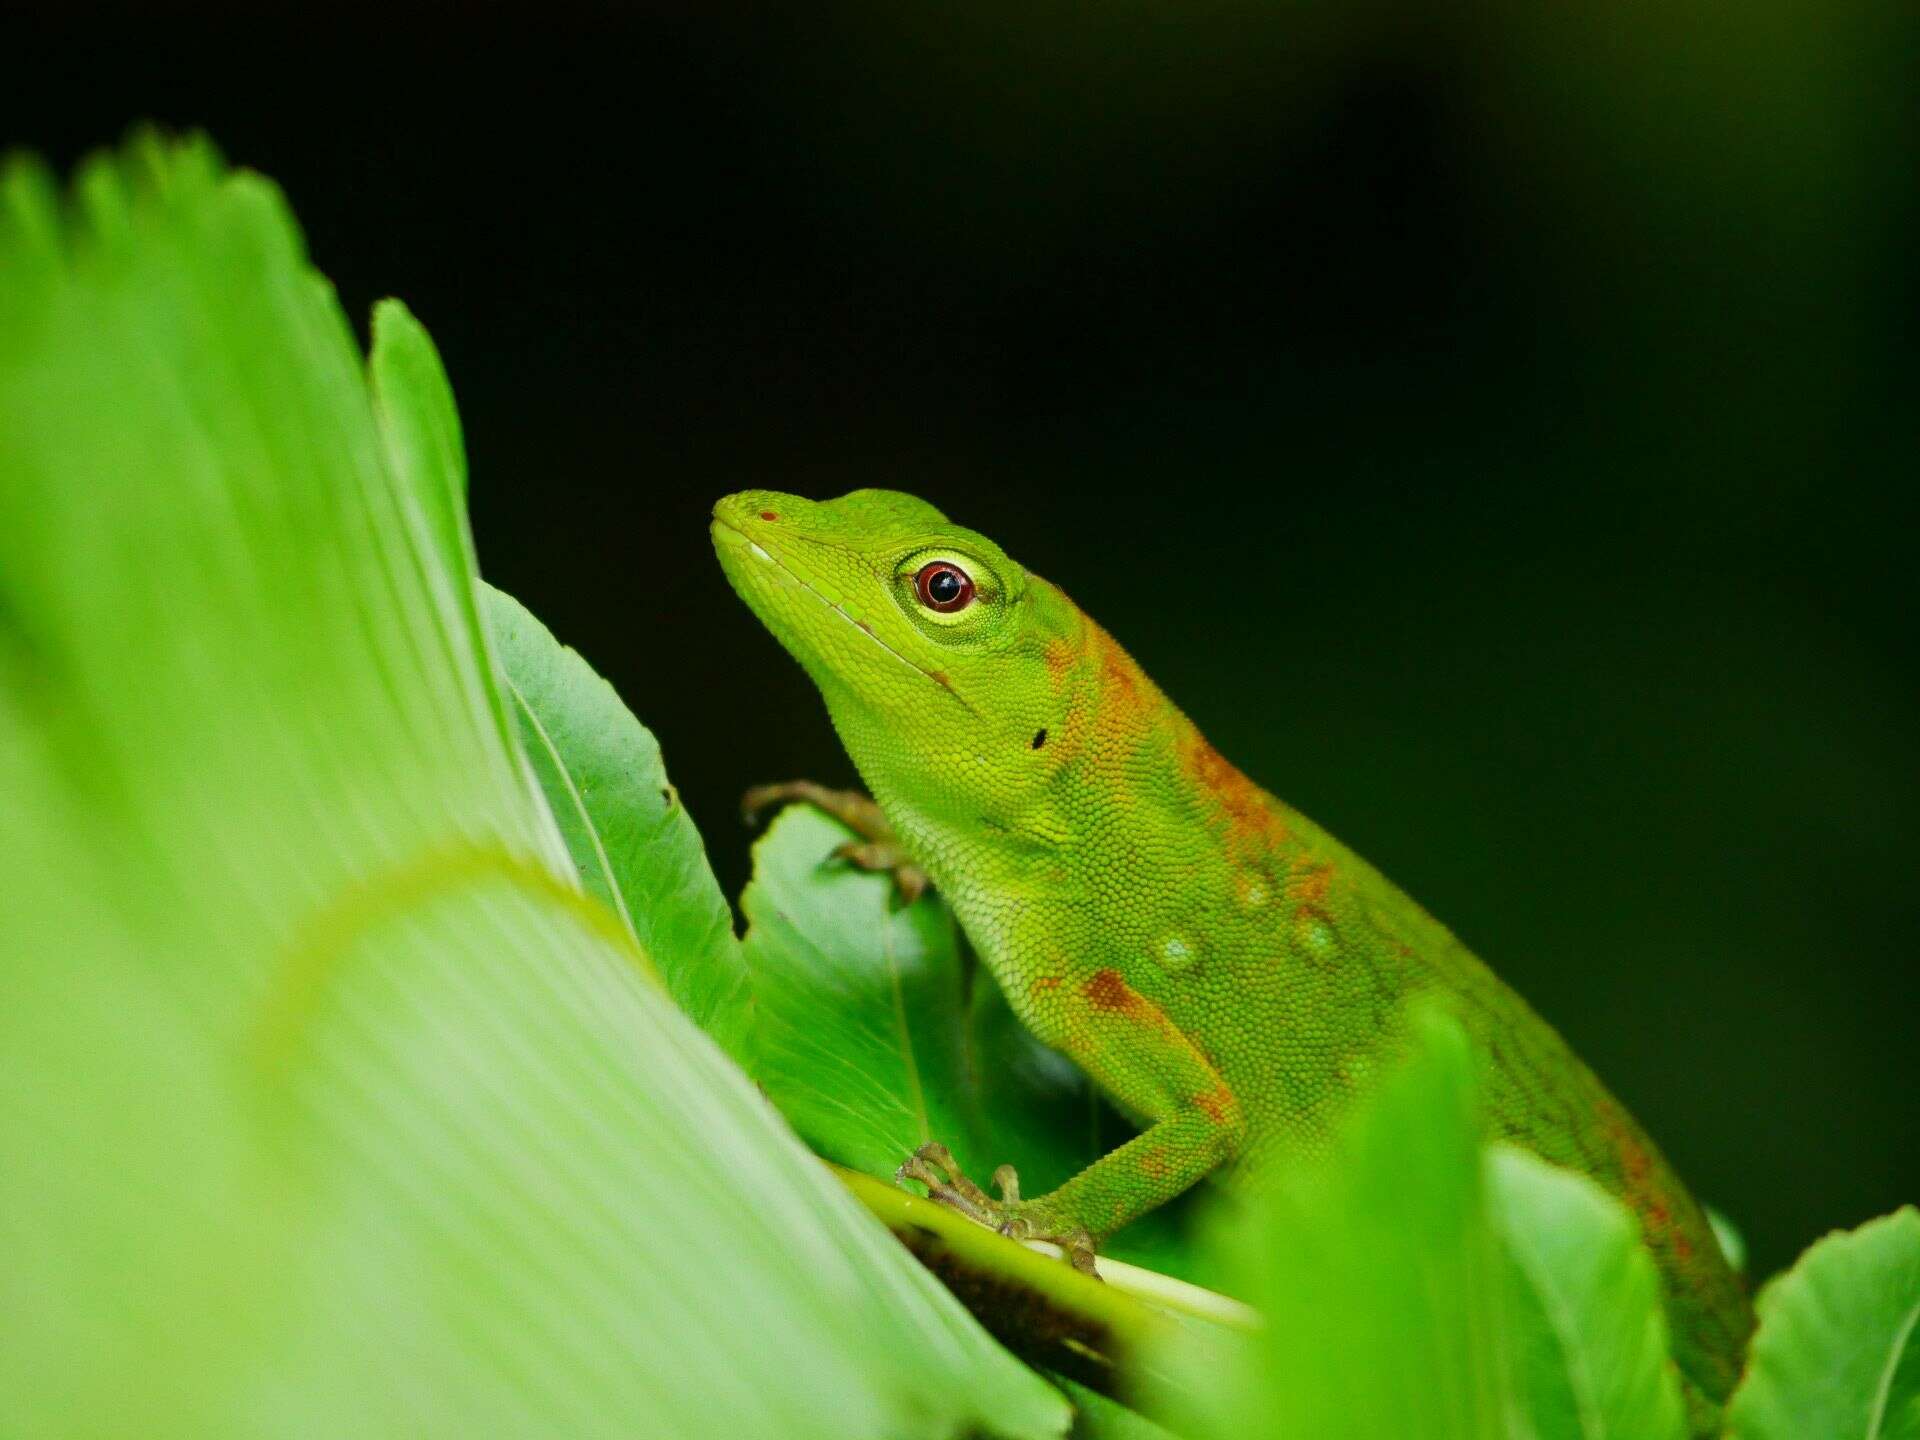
[713,488,1077,809]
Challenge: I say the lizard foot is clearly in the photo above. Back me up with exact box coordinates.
[896,1142,1099,1277]
[826,839,929,905]
[742,780,929,905]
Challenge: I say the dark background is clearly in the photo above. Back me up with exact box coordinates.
[14,1,1915,1277]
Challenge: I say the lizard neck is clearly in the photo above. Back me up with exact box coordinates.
[832,602,1304,952]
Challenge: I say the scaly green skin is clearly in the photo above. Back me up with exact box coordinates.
[712,487,1752,1414]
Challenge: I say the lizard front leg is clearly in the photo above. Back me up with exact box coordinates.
[742,780,930,904]
[900,965,1245,1270]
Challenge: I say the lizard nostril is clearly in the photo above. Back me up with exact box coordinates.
[759,510,779,522]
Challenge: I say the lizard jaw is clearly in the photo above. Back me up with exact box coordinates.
[712,512,980,718]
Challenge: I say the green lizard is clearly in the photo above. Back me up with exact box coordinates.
[712,487,1752,1420]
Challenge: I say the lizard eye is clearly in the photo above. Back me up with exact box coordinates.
[914,561,975,613]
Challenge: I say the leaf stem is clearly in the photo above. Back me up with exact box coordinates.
[832,1163,1251,1412]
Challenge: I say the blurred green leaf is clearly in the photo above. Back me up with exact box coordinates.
[1489,1145,1688,1440]
[0,134,1066,1440]
[739,803,1198,1275]
[1725,1207,1920,1440]
[1153,1008,1527,1440]
[1707,1207,1749,1277]
[1053,1375,1183,1440]
[479,581,751,1056]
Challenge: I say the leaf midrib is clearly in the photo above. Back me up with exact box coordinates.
[1507,1233,1609,1439]
[1864,1294,1920,1438]
[504,673,638,946]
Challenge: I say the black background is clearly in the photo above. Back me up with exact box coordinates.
[14,1,1916,1277]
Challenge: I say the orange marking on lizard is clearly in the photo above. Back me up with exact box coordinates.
[1623,1143,1652,1186]
[1089,626,1141,701]
[1292,862,1335,904]
[1600,1097,1654,1188]
[1192,1083,1241,1128]
[1595,1095,1688,1252]
[1033,583,1087,689]
[1080,628,1164,770]
[1179,730,1290,852]
[1083,967,1145,1015]
[1043,634,1078,683]
[1079,968,1182,1044]
[1135,1146,1171,1179]
[1030,975,1063,995]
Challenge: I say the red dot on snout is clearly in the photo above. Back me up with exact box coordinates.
[760,511,779,521]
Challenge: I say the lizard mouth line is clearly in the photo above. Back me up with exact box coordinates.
[715,516,979,717]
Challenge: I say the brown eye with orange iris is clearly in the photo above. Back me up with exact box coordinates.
[914,561,975,613]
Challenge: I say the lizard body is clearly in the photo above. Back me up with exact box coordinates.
[712,487,1751,1415]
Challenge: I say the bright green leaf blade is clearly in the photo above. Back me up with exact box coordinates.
[1157,1008,1527,1440]
[0,134,1067,1440]
[1725,1207,1920,1440]
[0,726,286,1439]
[739,804,1199,1275]
[258,860,1068,1440]
[741,806,980,1168]
[479,580,750,1053]
[1489,1144,1688,1440]
[369,299,523,775]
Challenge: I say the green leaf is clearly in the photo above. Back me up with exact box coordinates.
[739,803,1198,1275]
[1488,1144,1688,1440]
[740,807,975,1171]
[1725,1207,1920,1440]
[1708,1206,1749,1277]
[0,134,1066,1440]
[369,302,523,773]
[479,580,751,1055]
[1153,1008,1527,1440]
[1053,1376,1184,1440]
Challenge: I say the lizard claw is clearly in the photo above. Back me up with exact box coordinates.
[1023,1224,1098,1277]
[896,1142,995,1225]
[896,1142,1102,1279]
[742,780,930,905]
[830,840,930,907]
[991,1163,1021,1204]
